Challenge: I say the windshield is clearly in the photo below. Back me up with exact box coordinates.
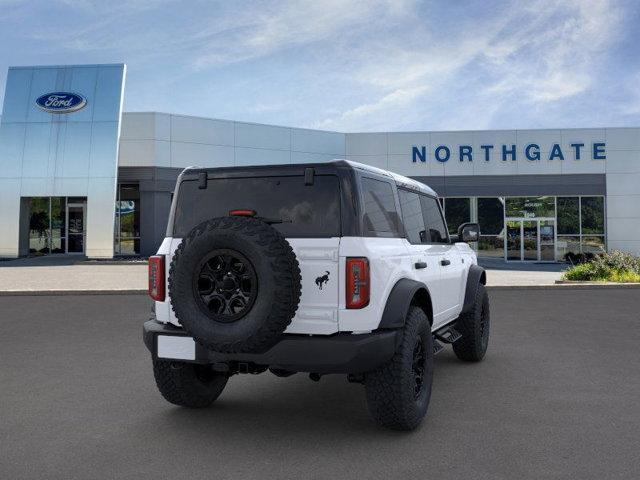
[172,175,341,238]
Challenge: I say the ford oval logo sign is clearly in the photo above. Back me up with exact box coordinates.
[35,92,87,114]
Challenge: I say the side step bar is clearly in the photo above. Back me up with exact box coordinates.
[433,325,462,355]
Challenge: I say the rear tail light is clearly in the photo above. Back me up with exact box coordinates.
[346,257,369,309]
[148,255,165,301]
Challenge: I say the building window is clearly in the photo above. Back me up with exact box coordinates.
[581,197,605,234]
[477,197,505,258]
[505,196,555,218]
[28,198,52,254]
[477,197,504,235]
[443,197,471,235]
[557,197,579,235]
[114,184,141,255]
[556,196,605,258]
[27,196,86,255]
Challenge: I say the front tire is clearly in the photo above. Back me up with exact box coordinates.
[453,283,490,362]
[153,359,228,408]
[364,307,434,431]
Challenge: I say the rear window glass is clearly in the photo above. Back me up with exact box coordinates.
[172,175,341,237]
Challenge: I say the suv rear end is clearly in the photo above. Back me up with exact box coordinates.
[151,161,363,335]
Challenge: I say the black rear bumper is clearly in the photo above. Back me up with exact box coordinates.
[143,319,400,374]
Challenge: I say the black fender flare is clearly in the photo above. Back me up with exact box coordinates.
[378,279,432,329]
[461,265,487,314]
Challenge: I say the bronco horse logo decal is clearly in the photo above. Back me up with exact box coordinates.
[315,271,330,290]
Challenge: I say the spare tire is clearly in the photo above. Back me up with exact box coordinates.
[168,216,301,353]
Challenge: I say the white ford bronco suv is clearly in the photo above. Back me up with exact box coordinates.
[144,160,489,430]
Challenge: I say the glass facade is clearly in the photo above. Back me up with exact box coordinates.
[442,197,471,235]
[439,195,606,261]
[27,197,86,255]
[114,184,141,255]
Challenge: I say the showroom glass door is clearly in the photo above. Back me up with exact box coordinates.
[505,218,556,261]
[539,220,556,261]
[506,221,522,260]
[66,203,86,254]
[522,221,538,261]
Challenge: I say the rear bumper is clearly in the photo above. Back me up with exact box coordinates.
[143,319,400,374]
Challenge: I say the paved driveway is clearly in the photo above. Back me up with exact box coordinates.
[1,289,639,479]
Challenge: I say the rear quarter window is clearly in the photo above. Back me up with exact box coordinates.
[172,175,341,238]
[361,177,401,237]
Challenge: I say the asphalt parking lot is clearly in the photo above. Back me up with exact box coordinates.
[1,289,639,480]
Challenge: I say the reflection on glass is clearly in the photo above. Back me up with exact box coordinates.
[67,234,84,253]
[581,197,605,234]
[478,197,504,235]
[582,236,605,254]
[506,221,521,260]
[478,235,504,258]
[444,197,470,234]
[557,197,579,234]
[540,220,555,261]
[51,197,66,239]
[114,183,142,255]
[67,205,85,253]
[119,239,140,255]
[51,235,66,254]
[506,196,555,218]
[557,236,581,259]
[523,221,538,260]
[29,197,50,254]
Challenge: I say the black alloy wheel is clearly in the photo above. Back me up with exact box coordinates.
[193,249,258,323]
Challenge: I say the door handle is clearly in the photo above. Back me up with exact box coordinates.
[414,262,427,269]
[440,259,451,266]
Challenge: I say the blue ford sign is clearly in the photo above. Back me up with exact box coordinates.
[35,92,87,114]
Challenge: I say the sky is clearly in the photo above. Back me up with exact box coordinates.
[0,0,639,132]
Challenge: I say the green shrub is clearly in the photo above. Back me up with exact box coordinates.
[563,250,640,282]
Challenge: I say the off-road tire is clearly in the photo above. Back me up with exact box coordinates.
[169,217,301,353]
[153,359,228,408]
[453,283,490,362]
[364,307,434,431]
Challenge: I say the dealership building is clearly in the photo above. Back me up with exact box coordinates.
[1,63,639,261]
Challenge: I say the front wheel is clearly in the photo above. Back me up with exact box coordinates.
[364,306,434,431]
[152,359,228,408]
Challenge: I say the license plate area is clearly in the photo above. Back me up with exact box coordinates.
[157,335,196,360]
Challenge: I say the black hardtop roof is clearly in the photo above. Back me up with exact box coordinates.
[180,160,436,196]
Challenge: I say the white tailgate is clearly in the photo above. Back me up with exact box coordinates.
[285,237,340,334]
[156,236,341,334]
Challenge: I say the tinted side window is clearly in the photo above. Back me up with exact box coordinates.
[399,189,426,244]
[361,177,401,236]
[420,195,448,243]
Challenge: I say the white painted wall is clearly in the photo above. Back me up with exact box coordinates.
[604,128,640,254]
[118,113,346,169]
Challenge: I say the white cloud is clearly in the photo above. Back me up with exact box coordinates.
[2,0,630,130]
[314,0,625,130]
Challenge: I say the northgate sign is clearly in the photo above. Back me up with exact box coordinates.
[411,142,606,163]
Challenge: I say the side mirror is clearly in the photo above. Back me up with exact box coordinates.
[456,222,480,243]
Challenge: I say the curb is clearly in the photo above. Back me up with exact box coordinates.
[488,283,640,290]
[0,289,147,296]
